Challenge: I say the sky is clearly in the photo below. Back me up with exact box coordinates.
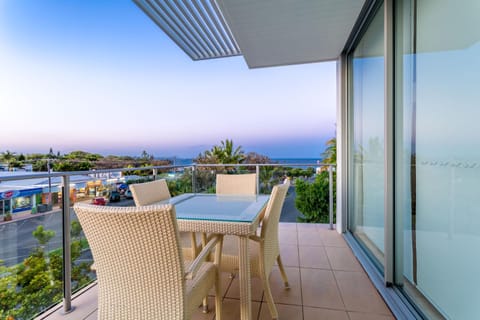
[0,0,337,159]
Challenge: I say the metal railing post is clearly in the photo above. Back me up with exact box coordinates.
[192,165,196,193]
[153,168,158,180]
[329,165,334,230]
[61,175,74,314]
[256,165,260,195]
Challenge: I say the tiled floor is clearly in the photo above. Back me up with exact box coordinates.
[40,223,394,320]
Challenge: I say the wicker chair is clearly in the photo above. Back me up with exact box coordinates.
[129,179,171,207]
[216,173,257,195]
[129,179,199,260]
[74,203,223,320]
[220,183,290,319]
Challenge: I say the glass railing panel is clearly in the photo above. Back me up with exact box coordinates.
[0,180,64,319]
[70,207,96,295]
[264,164,335,224]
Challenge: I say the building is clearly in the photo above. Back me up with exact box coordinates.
[132,0,479,319]
[0,172,110,216]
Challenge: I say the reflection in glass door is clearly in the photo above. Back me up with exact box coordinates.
[395,0,480,318]
[348,3,385,269]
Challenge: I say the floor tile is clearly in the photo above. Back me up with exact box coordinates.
[218,298,261,320]
[43,285,98,320]
[191,297,216,320]
[319,229,348,247]
[298,230,324,247]
[303,306,349,320]
[334,271,392,315]
[265,266,302,305]
[300,268,345,310]
[209,271,234,297]
[299,245,331,269]
[279,229,298,246]
[348,311,396,320]
[191,310,215,320]
[225,274,264,302]
[325,247,363,271]
[258,303,302,320]
[279,222,297,231]
[277,244,300,267]
[296,223,319,231]
[83,310,97,320]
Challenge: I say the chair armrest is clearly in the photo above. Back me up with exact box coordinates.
[185,234,223,280]
[249,235,262,243]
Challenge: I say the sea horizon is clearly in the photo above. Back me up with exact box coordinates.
[167,157,323,167]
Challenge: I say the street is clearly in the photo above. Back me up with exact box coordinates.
[0,198,134,267]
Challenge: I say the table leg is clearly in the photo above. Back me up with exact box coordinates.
[239,235,252,320]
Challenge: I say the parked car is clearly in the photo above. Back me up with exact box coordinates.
[124,189,133,199]
[109,191,121,202]
[116,183,128,194]
[92,197,106,206]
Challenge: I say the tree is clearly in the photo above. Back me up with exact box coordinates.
[53,160,93,171]
[321,137,336,164]
[140,150,153,161]
[295,171,335,223]
[295,138,337,223]
[1,150,17,170]
[0,222,93,319]
[196,139,245,165]
[32,226,55,247]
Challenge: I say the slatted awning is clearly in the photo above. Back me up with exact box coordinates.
[133,0,241,60]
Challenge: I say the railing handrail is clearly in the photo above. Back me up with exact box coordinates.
[0,162,336,183]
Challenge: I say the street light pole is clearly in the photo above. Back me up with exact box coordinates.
[47,159,52,206]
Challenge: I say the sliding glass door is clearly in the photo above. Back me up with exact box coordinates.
[348,3,385,270]
[395,1,480,319]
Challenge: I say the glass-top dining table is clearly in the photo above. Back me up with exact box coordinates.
[157,193,270,320]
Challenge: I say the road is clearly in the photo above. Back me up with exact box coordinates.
[280,186,302,222]
[0,198,134,267]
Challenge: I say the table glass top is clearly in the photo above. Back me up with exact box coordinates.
[160,193,270,223]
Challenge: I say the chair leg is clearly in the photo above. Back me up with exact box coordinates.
[201,232,209,313]
[190,232,199,258]
[277,255,290,289]
[214,274,223,320]
[262,273,278,320]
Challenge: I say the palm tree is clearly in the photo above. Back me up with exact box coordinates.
[218,139,245,164]
[198,139,245,164]
[321,138,336,164]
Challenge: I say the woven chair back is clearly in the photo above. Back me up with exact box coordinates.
[260,182,289,274]
[130,179,171,206]
[74,203,186,320]
[216,173,256,195]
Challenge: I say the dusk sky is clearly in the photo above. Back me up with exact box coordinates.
[0,0,336,159]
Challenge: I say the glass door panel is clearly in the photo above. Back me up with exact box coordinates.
[348,3,385,268]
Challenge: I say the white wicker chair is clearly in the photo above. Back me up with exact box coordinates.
[220,183,290,319]
[216,173,257,195]
[129,179,171,207]
[74,203,223,320]
[130,179,199,260]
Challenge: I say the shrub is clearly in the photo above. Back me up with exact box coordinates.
[295,171,336,223]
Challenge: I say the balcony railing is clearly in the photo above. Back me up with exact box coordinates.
[0,162,335,319]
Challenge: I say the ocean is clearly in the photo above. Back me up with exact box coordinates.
[168,158,321,169]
